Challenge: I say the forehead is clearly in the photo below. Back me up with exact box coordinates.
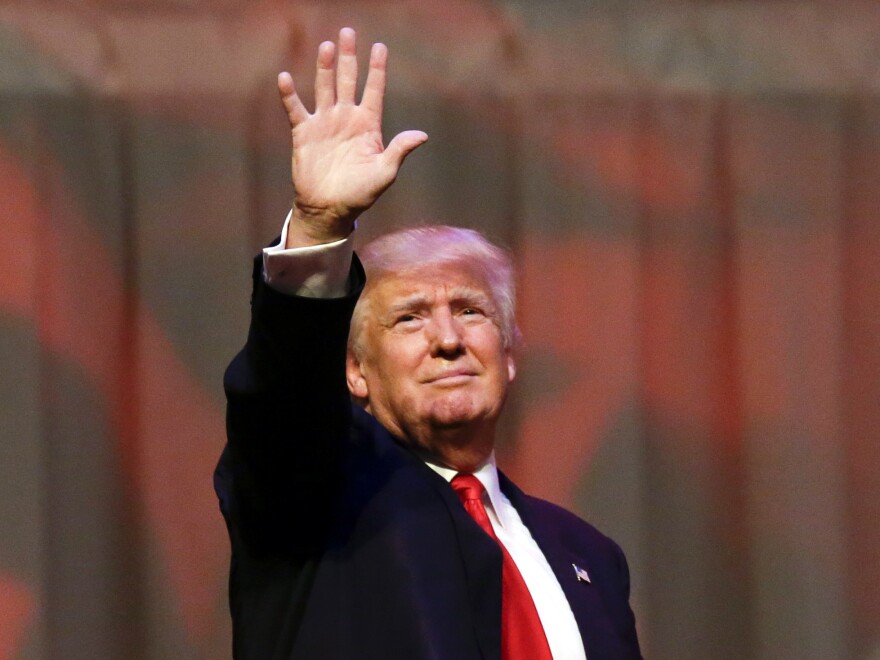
[368,261,494,309]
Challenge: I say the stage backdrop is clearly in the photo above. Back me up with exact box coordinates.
[1,1,878,658]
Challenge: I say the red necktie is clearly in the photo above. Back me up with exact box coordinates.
[451,474,554,660]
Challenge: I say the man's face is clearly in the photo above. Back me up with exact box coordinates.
[346,261,516,452]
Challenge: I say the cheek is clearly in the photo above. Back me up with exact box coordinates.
[373,336,425,381]
[473,330,508,368]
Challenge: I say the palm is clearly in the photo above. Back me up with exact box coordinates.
[278,29,427,239]
[292,105,390,217]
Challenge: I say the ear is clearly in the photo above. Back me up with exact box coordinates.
[506,352,516,384]
[346,350,369,399]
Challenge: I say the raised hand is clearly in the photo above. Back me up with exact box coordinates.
[278,27,428,247]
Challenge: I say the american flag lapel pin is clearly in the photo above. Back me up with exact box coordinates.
[572,563,591,584]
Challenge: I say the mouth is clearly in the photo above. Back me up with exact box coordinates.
[425,371,477,386]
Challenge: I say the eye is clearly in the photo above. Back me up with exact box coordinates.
[394,313,419,325]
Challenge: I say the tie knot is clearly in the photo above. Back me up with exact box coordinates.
[451,473,485,503]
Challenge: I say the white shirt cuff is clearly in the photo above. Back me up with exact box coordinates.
[262,210,355,298]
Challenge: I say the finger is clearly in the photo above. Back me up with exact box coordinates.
[360,42,387,116]
[315,40,336,110]
[277,72,309,125]
[383,130,429,171]
[336,27,358,105]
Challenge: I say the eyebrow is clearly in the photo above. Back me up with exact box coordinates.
[384,288,493,316]
[384,294,430,318]
[449,288,493,308]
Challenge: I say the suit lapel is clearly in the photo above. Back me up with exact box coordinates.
[390,437,504,660]
[436,476,503,660]
[499,473,618,658]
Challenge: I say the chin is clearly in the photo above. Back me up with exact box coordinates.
[425,396,487,429]
[427,415,475,431]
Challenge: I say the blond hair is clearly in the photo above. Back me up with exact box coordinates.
[350,225,519,355]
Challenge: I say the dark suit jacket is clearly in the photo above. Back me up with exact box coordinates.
[214,254,642,659]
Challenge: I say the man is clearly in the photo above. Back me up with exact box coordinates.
[215,27,641,659]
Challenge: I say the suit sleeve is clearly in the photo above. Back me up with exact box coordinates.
[215,250,365,556]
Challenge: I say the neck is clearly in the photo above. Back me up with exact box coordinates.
[360,400,498,472]
[402,421,495,473]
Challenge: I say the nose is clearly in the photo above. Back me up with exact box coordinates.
[428,308,465,357]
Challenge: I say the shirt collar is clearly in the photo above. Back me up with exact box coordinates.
[423,452,509,529]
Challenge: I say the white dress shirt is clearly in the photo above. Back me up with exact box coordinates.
[425,455,587,660]
[263,212,587,659]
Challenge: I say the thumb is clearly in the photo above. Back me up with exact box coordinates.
[383,130,429,170]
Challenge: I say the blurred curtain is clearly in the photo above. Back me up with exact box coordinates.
[0,2,877,658]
